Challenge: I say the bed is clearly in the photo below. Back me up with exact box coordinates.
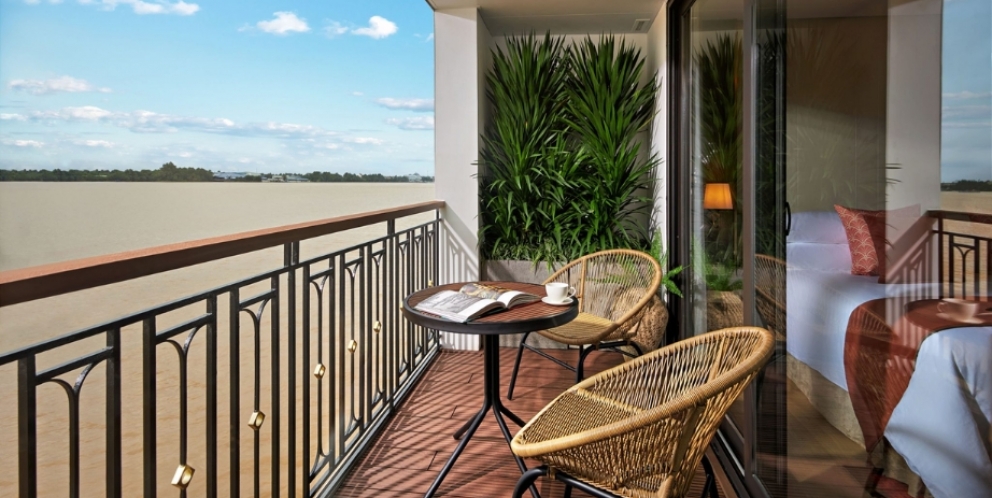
[780,211,992,497]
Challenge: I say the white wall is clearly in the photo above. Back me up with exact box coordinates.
[434,8,492,350]
[647,8,669,254]
[886,0,942,212]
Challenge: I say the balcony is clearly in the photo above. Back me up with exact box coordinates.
[0,200,726,497]
[2,198,989,497]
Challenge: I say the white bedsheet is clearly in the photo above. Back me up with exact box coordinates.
[784,250,992,497]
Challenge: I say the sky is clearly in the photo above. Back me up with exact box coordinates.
[941,0,992,182]
[0,0,435,175]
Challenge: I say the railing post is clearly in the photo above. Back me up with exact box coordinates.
[18,355,37,498]
[106,328,122,498]
[142,318,157,498]
[283,242,299,497]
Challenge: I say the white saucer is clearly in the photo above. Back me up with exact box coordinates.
[542,296,574,306]
[936,312,985,325]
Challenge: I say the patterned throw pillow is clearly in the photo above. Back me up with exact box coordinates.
[834,205,888,276]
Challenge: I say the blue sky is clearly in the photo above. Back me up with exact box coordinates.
[942,0,992,182]
[0,0,435,175]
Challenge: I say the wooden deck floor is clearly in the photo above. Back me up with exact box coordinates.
[339,347,723,498]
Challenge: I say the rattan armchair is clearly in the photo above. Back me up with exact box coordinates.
[507,249,662,400]
[510,327,775,498]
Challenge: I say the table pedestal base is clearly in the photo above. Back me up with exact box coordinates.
[424,334,537,498]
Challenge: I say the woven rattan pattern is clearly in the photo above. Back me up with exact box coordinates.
[539,249,662,346]
[511,327,774,498]
[755,254,786,341]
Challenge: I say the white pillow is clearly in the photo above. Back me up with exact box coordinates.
[786,242,852,272]
[787,211,848,244]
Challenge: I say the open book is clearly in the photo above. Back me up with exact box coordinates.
[414,283,541,323]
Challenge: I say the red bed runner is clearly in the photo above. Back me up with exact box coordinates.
[843,297,992,451]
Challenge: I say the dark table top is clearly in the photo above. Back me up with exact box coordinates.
[402,281,578,335]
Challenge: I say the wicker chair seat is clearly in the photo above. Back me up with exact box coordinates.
[540,313,616,346]
[511,327,775,498]
[507,249,663,399]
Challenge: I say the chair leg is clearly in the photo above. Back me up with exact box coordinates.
[576,344,596,383]
[507,332,531,400]
[701,455,717,498]
[513,465,547,498]
[563,484,573,498]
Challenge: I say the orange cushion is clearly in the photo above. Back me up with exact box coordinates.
[834,205,888,276]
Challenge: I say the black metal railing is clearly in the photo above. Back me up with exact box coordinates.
[885,210,990,298]
[935,210,992,298]
[0,202,443,497]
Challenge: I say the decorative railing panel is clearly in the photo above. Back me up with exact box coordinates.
[884,210,990,299]
[0,203,442,498]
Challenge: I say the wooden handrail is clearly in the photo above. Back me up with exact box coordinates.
[926,210,992,225]
[0,200,445,307]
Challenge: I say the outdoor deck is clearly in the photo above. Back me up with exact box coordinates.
[339,347,724,498]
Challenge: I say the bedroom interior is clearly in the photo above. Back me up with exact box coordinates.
[674,0,990,496]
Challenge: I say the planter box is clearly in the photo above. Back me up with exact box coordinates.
[483,259,567,348]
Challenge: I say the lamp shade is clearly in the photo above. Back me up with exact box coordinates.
[703,183,733,210]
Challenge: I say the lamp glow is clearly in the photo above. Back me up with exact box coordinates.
[703,183,733,210]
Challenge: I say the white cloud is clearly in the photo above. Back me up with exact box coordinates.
[943,121,992,128]
[8,76,111,95]
[2,139,45,148]
[351,91,364,97]
[344,137,385,145]
[325,21,348,37]
[257,12,310,35]
[76,139,115,148]
[87,0,199,16]
[9,105,351,141]
[943,91,992,100]
[386,117,434,131]
[352,16,397,39]
[426,33,434,42]
[375,98,434,112]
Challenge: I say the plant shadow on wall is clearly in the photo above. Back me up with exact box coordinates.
[478,33,659,266]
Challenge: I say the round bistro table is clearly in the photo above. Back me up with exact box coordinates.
[402,282,578,498]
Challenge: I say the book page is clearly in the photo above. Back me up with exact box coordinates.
[414,290,498,322]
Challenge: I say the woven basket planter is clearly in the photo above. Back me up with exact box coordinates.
[706,290,743,331]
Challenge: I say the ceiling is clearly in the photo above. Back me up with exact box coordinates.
[425,0,666,35]
[425,0,890,35]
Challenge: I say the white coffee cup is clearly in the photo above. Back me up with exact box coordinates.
[545,282,576,303]
[937,298,979,321]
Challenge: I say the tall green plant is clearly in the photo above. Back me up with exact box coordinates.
[480,34,659,265]
[564,36,659,255]
[479,33,570,261]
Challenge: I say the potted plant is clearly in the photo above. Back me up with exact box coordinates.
[479,34,659,282]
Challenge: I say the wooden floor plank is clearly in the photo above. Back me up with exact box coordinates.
[339,348,724,497]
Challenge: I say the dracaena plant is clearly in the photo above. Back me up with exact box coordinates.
[565,36,658,255]
[479,33,659,265]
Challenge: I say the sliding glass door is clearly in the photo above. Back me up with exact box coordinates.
[673,0,989,497]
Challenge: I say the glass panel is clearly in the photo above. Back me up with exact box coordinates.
[686,0,747,456]
[748,0,991,496]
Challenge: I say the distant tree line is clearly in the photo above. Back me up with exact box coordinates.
[303,171,433,183]
[941,179,992,192]
[0,164,434,183]
[0,162,213,182]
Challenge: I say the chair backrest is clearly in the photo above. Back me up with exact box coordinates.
[754,254,786,340]
[578,327,774,497]
[543,249,661,334]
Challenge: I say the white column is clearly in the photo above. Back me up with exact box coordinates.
[886,0,943,212]
[434,8,491,350]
